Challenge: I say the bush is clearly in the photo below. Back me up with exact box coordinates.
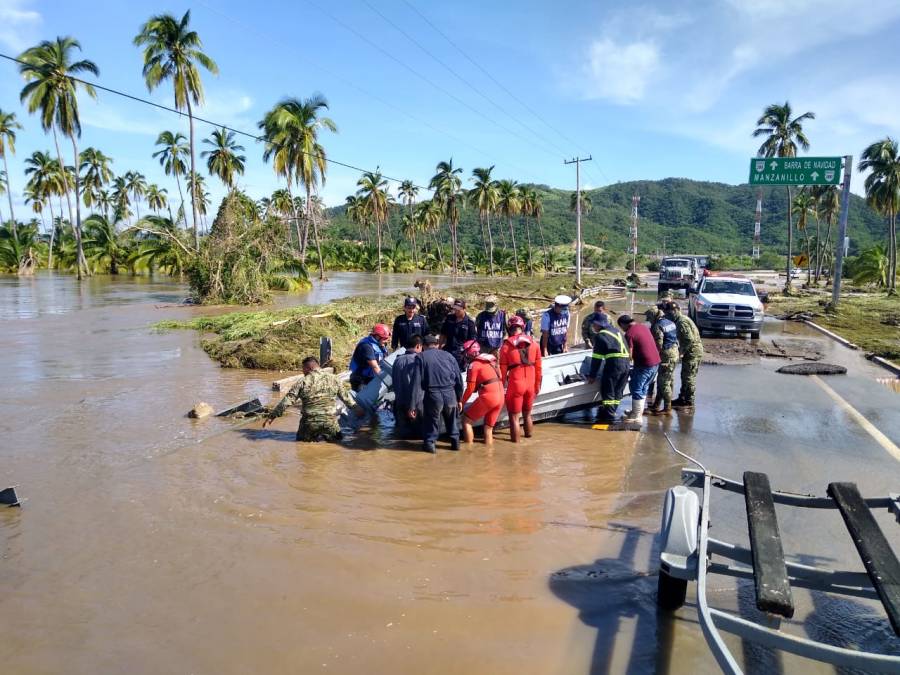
[646,259,660,272]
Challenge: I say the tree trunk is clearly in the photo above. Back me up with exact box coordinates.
[804,225,812,286]
[376,220,383,273]
[311,196,326,281]
[3,153,15,237]
[70,136,89,277]
[485,212,495,277]
[52,128,81,278]
[174,172,185,228]
[813,213,822,283]
[524,216,534,277]
[537,214,548,272]
[785,186,793,294]
[508,214,519,275]
[891,211,898,293]
[185,95,200,250]
[300,185,311,262]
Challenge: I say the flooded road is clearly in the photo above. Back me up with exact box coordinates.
[1,273,898,673]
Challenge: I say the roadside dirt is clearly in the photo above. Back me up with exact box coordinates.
[701,337,824,366]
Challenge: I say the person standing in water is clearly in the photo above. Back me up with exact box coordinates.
[460,339,504,445]
[500,315,542,442]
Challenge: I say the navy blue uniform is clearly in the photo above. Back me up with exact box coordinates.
[349,336,388,391]
[440,314,477,370]
[391,351,422,439]
[391,313,428,350]
[475,310,507,352]
[410,348,464,451]
[541,308,570,355]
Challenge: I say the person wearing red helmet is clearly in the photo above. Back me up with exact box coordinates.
[349,323,391,391]
[499,315,543,442]
[460,339,504,445]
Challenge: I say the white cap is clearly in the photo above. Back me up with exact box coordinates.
[554,294,572,306]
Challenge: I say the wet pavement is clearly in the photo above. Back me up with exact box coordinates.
[1,273,898,674]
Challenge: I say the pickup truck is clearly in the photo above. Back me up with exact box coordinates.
[688,275,764,339]
[658,257,698,295]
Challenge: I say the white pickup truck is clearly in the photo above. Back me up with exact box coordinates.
[688,275,764,339]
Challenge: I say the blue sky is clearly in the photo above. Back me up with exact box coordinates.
[2,0,900,219]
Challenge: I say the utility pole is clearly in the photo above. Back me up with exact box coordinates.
[630,195,640,273]
[831,155,853,307]
[753,189,762,260]
[565,156,592,284]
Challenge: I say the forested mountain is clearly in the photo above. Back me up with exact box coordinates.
[326,178,886,257]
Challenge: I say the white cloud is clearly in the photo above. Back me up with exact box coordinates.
[0,0,40,52]
[582,38,660,104]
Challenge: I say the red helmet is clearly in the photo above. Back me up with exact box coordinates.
[508,315,526,330]
[372,323,391,340]
[462,339,481,358]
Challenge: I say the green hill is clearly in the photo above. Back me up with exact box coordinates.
[325,178,887,258]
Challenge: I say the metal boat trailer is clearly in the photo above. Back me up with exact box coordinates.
[657,437,900,674]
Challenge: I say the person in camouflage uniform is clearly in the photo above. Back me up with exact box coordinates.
[263,357,357,441]
[663,301,703,409]
[646,305,680,415]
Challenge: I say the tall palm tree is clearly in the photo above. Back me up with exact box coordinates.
[79,147,113,212]
[134,10,218,249]
[753,101,815,294]
[815,185,841,281]
[0,109,23,235]
[397,179,419,267]
[530,188,548,271]
[124,171,147,221]
[18,36,99,278]
[497,179,521,275]
[187,171,210,231]
[429,159,464,274]
[791,189,816,285]
[468,166,498,276]
[859,137,900,294]
[152,130,188,225]
[344,193,368,244]
[519,187,536,276]
[569,189,593,215]
[202,127,245,189]
[23,184,47,233]
[356,170,392,273]
[145,184,168,214]
[24,150,62,266]
[111,175,132,222]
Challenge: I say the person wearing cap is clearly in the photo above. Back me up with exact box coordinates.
[459,339,504,445]
[581,300,610,347]
[391,296,428,351]
[586,315,630,423]
[540,294,572,356]
[440,298,477,371]
[515,308,534,337]
[645,305,679,416]
[475,295,507,356]
[391,335,424,438]
[664,301,703,409]
[409,334,464,453]
[617,314,661,421]
[349,323,391,391]
[500,314,543,442]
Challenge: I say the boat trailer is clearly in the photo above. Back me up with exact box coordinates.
[658,436,900,673]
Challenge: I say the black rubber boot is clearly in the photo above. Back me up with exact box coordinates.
[449,439,460,451]
[423,444,436,453]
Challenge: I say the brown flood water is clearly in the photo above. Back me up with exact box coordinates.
[7,273,865,674]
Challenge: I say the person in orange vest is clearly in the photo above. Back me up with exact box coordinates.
[459,339,504,445]
[500,315,543,442]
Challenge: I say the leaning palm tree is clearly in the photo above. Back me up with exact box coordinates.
[18,36,99,278]
[468,166,498,276]
[152,130,189,225]
[791,189,816,285]
[397,179,419,267]
[497,179,521,275]
[429,159,464,274]
[145,184,168,214]
[202,127,245,190]
[134,10,218,249]
[24,150,63,265]
[356,170,392,273]
[753,101,815,294]
[0,109,23,235]
[79,147,113,212]
[124,171,147,221]
[858,137,900,294]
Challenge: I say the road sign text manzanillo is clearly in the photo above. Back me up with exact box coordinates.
[749,157,843,186]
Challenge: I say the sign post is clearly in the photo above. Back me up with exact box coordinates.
[831,156,853,308]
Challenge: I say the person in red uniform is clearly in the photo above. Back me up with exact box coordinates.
[460,339,504,445]
[499,315,543,443]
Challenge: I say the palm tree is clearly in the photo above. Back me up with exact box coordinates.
[83,213,128,274]
[397,179,419,267]
[519,187,536,276]
[24,150,63,266]
[23,184,47,233]
[570,189,593,215]
[753,102,815,294]
[145,184,168,214]
[791,189,816,285]
[124,171,147,221]
[0,109,23,235]
[152,130,188,225]
[356,170,392,273]
[111,175,132,222]
[135,10,218,249]
[187,171,210,231]
[858,137,900,294]
[202,127,245,189]
[429,159,464,274]
[79,147,113,212]
[850,245,890,288]
[497,179,521,275]
[815,185,840,281]
[530,188,548,271]
[468,166,498,276]
[18,36,99,278]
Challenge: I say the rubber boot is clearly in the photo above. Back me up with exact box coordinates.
[651,402,671,417]
[624,398,645,421]
[672,398,693,409]
[644,397,656,416]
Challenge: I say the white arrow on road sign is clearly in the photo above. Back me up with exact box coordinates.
[811,171,819,181]
[770,160,778,170]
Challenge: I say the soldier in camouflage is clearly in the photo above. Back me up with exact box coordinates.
[263,357,358,441]
[646,305,680,415]
[663,301,703,409]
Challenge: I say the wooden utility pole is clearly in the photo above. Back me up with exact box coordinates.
[565,156,592,284]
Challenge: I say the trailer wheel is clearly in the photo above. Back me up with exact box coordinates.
[657,569,687,610]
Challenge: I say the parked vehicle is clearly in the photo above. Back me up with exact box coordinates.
[658,257,699,295]
[689,274,764,339]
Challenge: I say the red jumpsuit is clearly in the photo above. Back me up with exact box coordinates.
[461,355,504,427]
[499,334,543,414]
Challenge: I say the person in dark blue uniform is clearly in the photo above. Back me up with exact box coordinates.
[349,323,390,391]
[391,296,428,351]
[409,334,464,453]
[586,316,630,422]
[440,299,477,371]
[391,335,424,439]
[475,295,506,355]
[540,294,572,356]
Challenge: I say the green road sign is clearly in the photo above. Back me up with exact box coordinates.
[749,156,842,186]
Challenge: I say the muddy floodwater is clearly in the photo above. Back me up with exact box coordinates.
[2,273,898,674]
